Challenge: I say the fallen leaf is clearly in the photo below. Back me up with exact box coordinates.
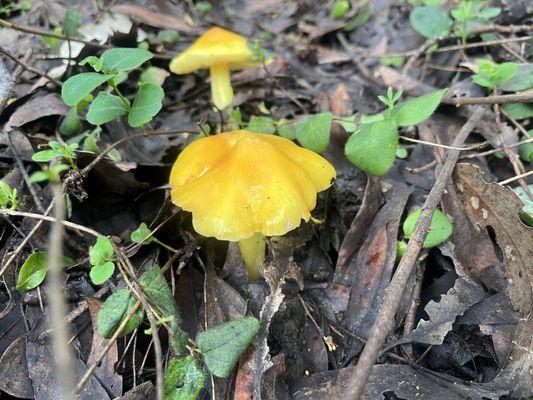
[5,93,69,131]
[110,5,197,33]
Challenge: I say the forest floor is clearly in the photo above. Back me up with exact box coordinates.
[0,0,532,399]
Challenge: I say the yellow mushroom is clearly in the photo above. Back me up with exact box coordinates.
[169,27,260,110]
[169,130,336,281]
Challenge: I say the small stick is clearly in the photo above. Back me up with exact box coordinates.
[499,169,533,186]
[0,46,62,86]
[442,92,533,106]
[343,106,486,399]
[46,183,75,399]
[402,262,425,358]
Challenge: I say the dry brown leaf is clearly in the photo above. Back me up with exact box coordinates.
[454,163,533,397]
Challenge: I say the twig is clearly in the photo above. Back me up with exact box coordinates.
[442,92,533,106]
[399,135,486,151]
[0,208,101,237]
[146,310,164,400]
[402,262,425,358]
[499,169,533,186]
[343,106,486,399]
[0,202,54,279]
[46,183,75,400]
[0,46,62,86]
[74,250,182,394]
[2,130,45,212]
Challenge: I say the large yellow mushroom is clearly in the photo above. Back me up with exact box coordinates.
[169,27,260,110]
[169,130,336,280]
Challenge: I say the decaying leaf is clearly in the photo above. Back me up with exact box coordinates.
[454,163,533,396]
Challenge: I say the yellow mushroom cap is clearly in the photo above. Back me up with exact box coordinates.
[169,130,336,241]
[169,27,257,74]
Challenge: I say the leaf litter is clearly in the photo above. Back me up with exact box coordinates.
[0,0,532,399]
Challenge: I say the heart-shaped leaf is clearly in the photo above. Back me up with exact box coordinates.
[164,356,205,400]
[86,92,129,125]
[128,83,164,127]
[403,208,453,248]
[197,317,260,378]
[97,289,144,338]
[344,119,398,176]
[296,112,332,153]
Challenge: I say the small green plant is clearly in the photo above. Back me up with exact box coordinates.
[514,186,533,226]
[344,88,446,176]
[0,181,18,210]
[410,5,452,39]
[451,0,500,44]
[331,0,350,19]
[403,208,453,247]
[130,222,177,252]
[97,266,260,399]
[29,164,70,184]
[61,48,164,128]
[472,59,517,89]
[89,236,115,284]
[16,252,72,291]
[32,141,78,170]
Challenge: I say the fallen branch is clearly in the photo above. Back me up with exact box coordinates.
[343,106,487,399]
[442,92,533,106]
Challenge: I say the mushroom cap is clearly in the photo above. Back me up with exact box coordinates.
[169,130,336,241]
[169,27,258,74]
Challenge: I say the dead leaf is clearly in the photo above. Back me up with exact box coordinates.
[291,364,506,399]
[110,5,197,33]
[5,93,69,131]
[454,163,533,397]
[387,278,486,349]
[0,336,33,398]
[329,84,352,116]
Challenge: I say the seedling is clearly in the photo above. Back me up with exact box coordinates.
[344,88,446,176]
[331,0,350,19]
[29,164,70,184]
[32,141,78,170]
[16,252,72,291]
[472,59,517,89]
[0,181,18,211]
[89,236,115,284]
[451,0,501,44]
[62,47,164,128]
[130,222,177,252]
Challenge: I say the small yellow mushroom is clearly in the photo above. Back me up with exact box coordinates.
[169,130,336,281]
[169,27,259,110]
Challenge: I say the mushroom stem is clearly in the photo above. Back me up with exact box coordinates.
[210,63,233,110]
[238,233,265,281]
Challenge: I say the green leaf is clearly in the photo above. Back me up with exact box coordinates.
[478,7,501,20]
[157,29,181,44]
[409,6,452,39]
[131,223,154,244]
[248,116,275,134]
[59,108,82,137]
[344,120,398,176]
[100,48,153,72]
[392,89,446,126]
[86,92,129,125]
[64,8,82,37]
[42,26,62,47]
[296,112,332,153]
[31,150,56,162]
[140,66,170,86]
[331,0,350,19]
[514,185,533,226]
[89,236,114,266]
[140,267,188,354]
[198,317,260,378]
[396,147,408,159]
[403,208,453,248]
[128,83,164,127]
[90,261,115,285]
[97,289,144,338]
[501,103,533,120]
[499,64,533,92]
[79,56,103,72]
[0,181,17,209]
[164,356,205,400]
[16,252,72,291]
[519,134,533,163]
[62,73,114,107]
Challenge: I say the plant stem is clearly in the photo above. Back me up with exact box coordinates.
[109,81,131,112]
